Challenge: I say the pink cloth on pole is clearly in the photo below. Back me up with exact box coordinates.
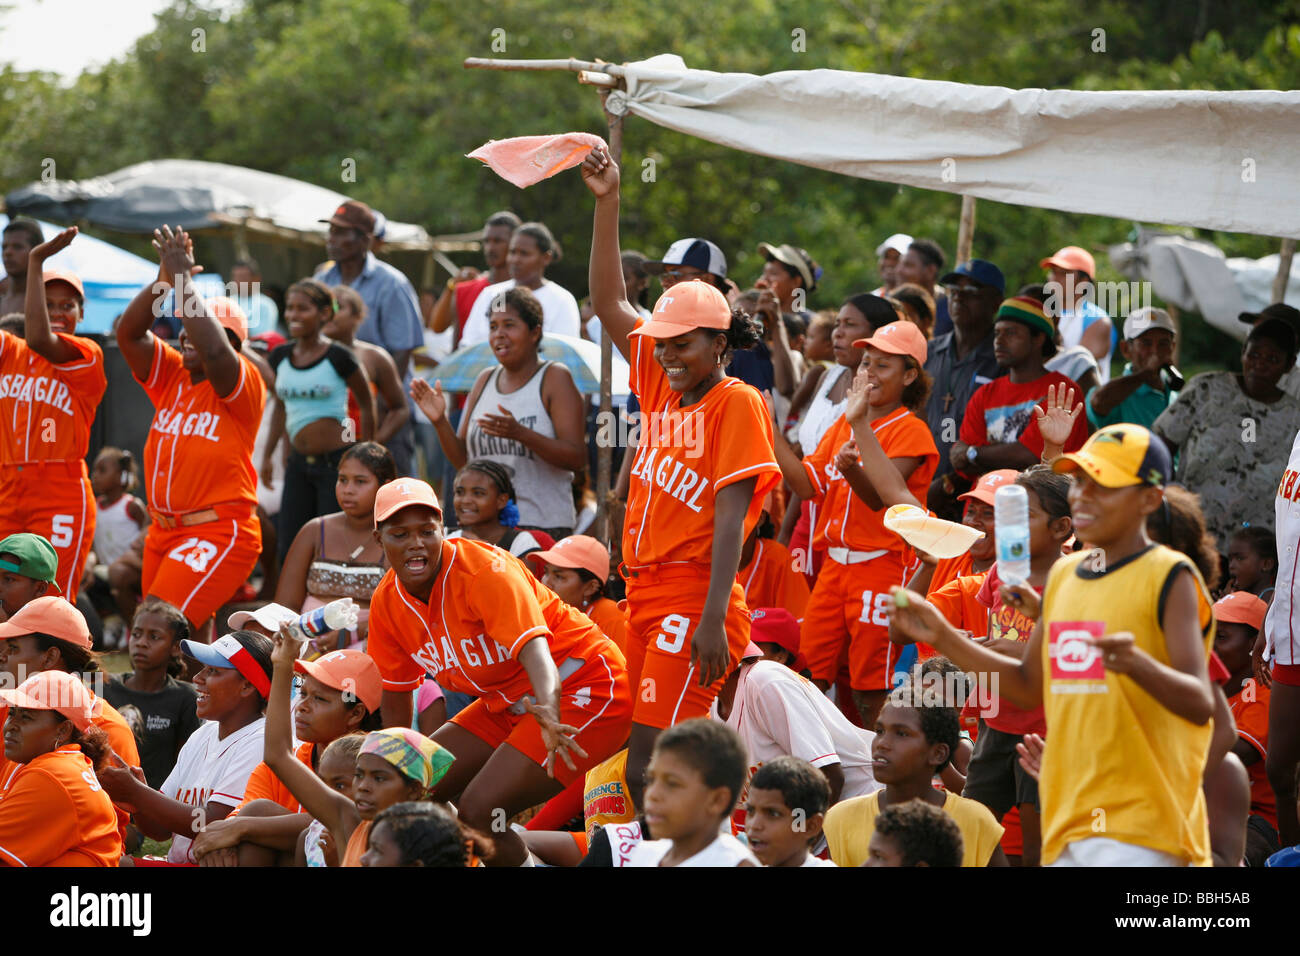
[466,133,607,188]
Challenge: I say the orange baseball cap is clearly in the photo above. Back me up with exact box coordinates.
[1212,591,1267,631]
[295,649,383,713]
[530,535,610,581]
[958,469,1020,506]
[631,279,731,339]
[374,478,442,526]
[0,671,102,731]
[1039,245,1096,279]
[0,595,91,649]
[853,320,927,366]
[43,268,85,300]
[206,296,249,343]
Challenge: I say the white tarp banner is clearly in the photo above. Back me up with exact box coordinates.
[618,56,1300,238]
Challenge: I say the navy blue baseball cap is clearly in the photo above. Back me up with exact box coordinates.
[644,238,728,281]
[940,259,1006,295]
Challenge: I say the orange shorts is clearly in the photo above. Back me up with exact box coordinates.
[801,552,909,691]
[0,465,96,597]
[451,649,633,786]
[623,566,751,730]
[142,509,261,628]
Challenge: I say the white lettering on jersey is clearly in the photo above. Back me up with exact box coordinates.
[0,373,74,415]
[154,407,223,443]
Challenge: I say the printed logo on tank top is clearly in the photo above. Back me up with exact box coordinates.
[1048,620,1107,691]
[0,372,75,415]
[152,406,222,442]
[471,414,538,459]
[409,630,512,678]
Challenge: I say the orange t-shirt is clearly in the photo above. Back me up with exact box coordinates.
[801,410,938,553]
[0,745,122,866]
[0,331,105,466]
[922,572,989,671]
[233,741,314,814]
[137,336,266,515]
[622,326,780,569]
[367,538,624,705]
[738,538,810,621]
[1229,684,1275,826]
[343,818,371,867]
[585,597,628,655]
[928,551,975,595]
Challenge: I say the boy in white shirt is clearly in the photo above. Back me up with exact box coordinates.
[745,756,837,867]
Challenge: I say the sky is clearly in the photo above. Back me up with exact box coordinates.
[0,0,233,79]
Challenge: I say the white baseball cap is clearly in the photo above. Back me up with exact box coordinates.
[227,603,299,634]
[875,233,913,258]
[1123,307,1176,341]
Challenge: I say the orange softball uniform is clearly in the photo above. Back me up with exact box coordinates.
[738,537,810,622]
[0,331,106,595]
[136,338,265,625]
[798,409,938,690]
[366,539,632,784]
[622,327,780,570]
[232,741,314,814]
[0,745,122,866]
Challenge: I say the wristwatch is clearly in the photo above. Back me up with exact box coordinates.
[966,444,979,464]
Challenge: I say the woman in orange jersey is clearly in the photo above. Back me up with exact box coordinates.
[579,148,781,811]
[365,478,632,866]
[0,226,106,595]
[116,226,266,637]
[774,319,939,727]
[0,672,122,866]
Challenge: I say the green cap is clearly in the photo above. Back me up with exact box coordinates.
[0,533,61,592]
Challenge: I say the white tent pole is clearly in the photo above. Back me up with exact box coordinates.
[1272,238,1296,303]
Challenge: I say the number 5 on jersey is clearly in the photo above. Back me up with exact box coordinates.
[655,614,692,654]
[168,537,219,573]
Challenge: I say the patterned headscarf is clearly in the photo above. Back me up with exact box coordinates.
[360,728,455,791]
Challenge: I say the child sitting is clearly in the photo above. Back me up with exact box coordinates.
[444,459,542,561]
[103,598,201,788]
[866,798,964,867]
[1213,591,1278,865]
[823,686,1006,867]
[533,535,626,652]
[626,719,758,867]
[361,801,494,867]
[85,447,148,648]
[300,733,365,867]
[745,756,836,867]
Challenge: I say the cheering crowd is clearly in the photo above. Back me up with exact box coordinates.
[0,140,1297,868]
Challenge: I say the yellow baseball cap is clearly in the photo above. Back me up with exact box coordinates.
[1052,424,1172,488]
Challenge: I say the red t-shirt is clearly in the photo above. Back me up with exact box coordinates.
[455,278,491,337]
[974,564,1047,736]
[958,371,1089,474]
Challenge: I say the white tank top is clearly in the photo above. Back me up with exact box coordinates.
[466,361,577,530]
[93,495,139,566]
[797,364,850,452]
[627,831,759,867]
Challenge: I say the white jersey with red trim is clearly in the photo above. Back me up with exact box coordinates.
[159,717,265,864]
[1266,428,1300,667]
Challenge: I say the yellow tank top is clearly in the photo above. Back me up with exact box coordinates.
[583,748,635,837]
[1038,544,1214,866]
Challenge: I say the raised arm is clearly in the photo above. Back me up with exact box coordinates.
[843,371,926,510]
[579,147,639,362]
[265,628,360,839]
[156,226,242,397]
[23,226,82,364]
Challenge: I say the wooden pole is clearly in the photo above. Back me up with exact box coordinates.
[463,57,624,76]
[592,89,624,547]
[956,195,977,263]
[1273,237,1296,303]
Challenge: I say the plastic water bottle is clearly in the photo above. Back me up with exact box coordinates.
[994,484,1031,588]
[291,598,359,640]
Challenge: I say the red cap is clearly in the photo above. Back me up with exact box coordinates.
[853,320,927,367]
[530,535,610,581]
[0,595,91,649]
[1039,246,1096,279]
[1212,591,1267,631]
[295,649,383,713]
[958,469,1019,506]
[43,268,85,299]
[631,280,731,339]
[748,607,805,670]
[205,296,248,343]
[0,672,102,731]
[374,478,442,526]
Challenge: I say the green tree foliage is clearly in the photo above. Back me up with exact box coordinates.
[2,0,1297,358]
